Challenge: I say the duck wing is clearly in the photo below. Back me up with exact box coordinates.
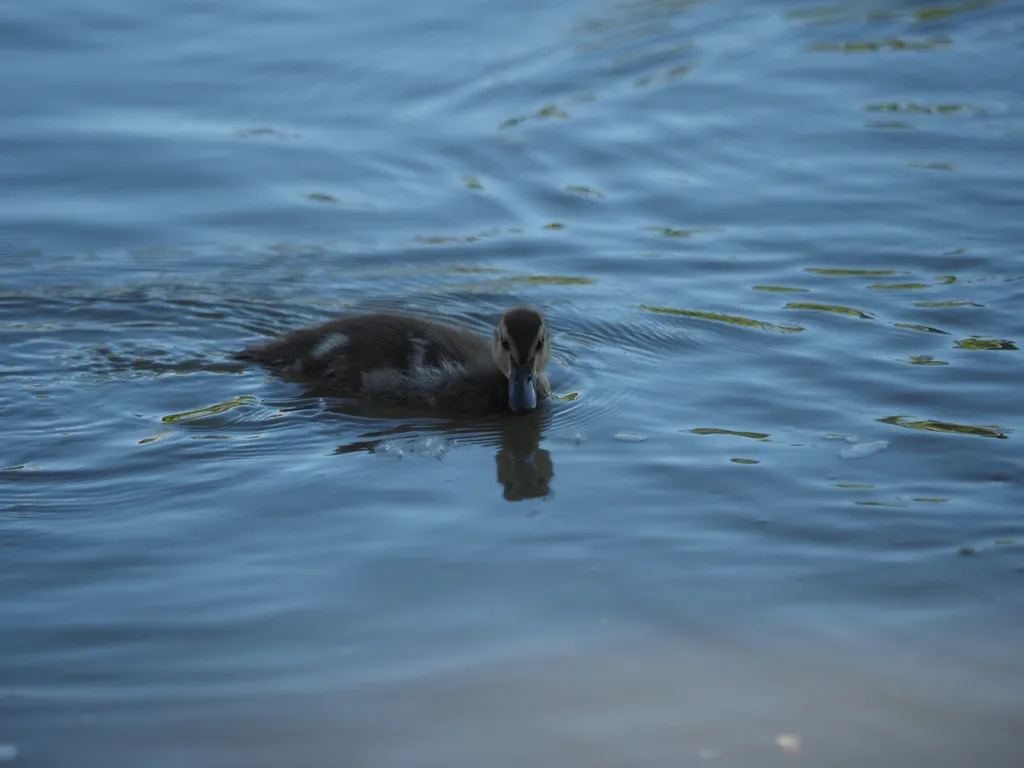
[234,312,493,388]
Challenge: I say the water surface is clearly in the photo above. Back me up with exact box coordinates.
[2,0,1023,765]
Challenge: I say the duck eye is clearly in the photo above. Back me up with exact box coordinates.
[501,338,510,351]
[537,337,544,349]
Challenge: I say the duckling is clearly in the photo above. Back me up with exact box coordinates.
[233,307,552,415]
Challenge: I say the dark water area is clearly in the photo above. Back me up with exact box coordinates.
[2,0,1023,765]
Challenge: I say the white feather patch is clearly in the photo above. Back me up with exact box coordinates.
[312,333,349,359]
[408,336,429,371]
[361,358,467,400]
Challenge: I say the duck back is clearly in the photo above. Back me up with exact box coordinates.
[234,312,539,413]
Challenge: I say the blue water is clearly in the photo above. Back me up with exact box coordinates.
[2,0,1023,766]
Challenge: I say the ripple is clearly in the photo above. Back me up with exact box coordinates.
[412,274,597,294]
[868,121,917,130]
[954,337,1018,351]
[878,416,1009,439]
[161,396,259,425]
[649,227,704,239]
[236,127,301,140]
[40,277,652,449]
[863,102,980,115]
[914,301,983,308]
[808,38,952,53]
[913,2,999,22]
[785,302,874,319]
[870,283,931,290]
[306,193,340,204]
[908,163,956,172]
[544,374,630,437]
[500,104,570,129]
[895,323,949,335]
[639,305,804,334]
[83,346,249,379]
[564,185,605,199]
[552,309,695,360]
[840,440,889,459]
[689,428,770,440]
[805,269,909,277]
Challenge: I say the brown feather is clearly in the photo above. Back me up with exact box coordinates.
[233,310,551,415]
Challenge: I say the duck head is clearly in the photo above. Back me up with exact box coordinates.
[491,307,550,413]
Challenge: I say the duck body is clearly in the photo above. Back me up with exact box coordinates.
[234,308,552,416]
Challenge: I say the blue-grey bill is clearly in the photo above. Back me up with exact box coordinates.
[508,365,537,412]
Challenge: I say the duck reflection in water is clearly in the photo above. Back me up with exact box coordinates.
[493,410,553,501]
[332,408,554,502]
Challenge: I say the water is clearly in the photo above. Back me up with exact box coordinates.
[2,0,1023,765]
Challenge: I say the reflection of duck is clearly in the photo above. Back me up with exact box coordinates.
[494,411,553,501]
[234,307,552,415]
[331,410,554,502]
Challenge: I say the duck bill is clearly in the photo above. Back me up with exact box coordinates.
[508,363,537,413]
